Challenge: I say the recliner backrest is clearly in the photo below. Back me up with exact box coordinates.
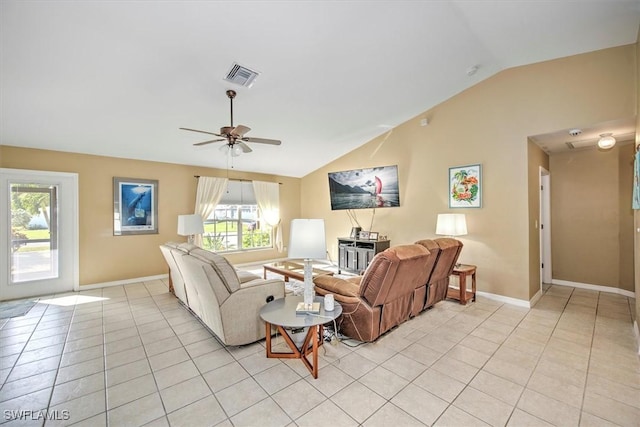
[414,239,441,284]
[431,238,462,282]
[188,248,241,293]
[159,242,189,304]
[359,244,432,307]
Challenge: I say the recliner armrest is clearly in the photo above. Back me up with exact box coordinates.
[313,275,360,297]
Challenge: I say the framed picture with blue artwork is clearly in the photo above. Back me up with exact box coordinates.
[113,177,158,235]
[449,164,482,208]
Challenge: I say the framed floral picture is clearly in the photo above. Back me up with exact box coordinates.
[449,164,482,208]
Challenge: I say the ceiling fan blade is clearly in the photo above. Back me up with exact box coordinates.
[180,127,223,137]
[242,137,282,145]
[237,142,253,153]
[193,139,225,146]
[232,125,251,137]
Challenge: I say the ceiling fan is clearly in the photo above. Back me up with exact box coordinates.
[180,90,281,157]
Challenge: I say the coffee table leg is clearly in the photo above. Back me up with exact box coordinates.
[264,323,322,378]
[312,326,318,378]
[265,322,273,357]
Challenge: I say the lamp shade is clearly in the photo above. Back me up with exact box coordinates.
[288,219,326,260]
[177,214,204,236]
[435,213,467,236]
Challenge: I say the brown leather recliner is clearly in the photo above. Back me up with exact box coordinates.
[313,244,436,342]
[410,239,441,317]
[415,238,463,311]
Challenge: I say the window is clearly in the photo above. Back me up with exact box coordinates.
[202,181,272,252]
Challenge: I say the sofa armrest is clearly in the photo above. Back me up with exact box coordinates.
[314,275,361,298]
[230,278,285,304]
[236,270,262,284]
[219,279,286,345]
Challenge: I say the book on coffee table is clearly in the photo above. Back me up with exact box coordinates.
[295,302,321,314]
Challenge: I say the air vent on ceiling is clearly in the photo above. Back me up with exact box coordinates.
[565,139,596,150]
[224,63,260,88]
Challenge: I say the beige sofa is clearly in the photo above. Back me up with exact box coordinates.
[160,242,285,346]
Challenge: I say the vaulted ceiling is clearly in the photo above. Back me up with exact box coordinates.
[2,1,639,177]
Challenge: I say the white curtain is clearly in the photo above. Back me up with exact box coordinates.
[194,176,228,247]
[252,180,283,252]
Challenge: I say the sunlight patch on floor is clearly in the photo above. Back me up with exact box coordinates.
[38,295,109,306]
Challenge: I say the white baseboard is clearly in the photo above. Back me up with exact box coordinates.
[476,291,531,308]
[551,279,635,298]
[529,289,543,307]
[79,274,168,290]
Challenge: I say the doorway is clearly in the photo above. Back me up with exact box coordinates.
[0,169,78,300]
[539,167,552,293]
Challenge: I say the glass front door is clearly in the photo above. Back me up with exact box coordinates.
[10,183,59,283]
[1,169,78,300]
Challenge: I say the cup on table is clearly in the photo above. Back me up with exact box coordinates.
[324,294,335,311]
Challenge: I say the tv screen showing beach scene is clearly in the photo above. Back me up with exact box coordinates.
[328,165,400,210]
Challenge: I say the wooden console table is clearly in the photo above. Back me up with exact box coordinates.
[337,238,390,274]
[447,264,477,305]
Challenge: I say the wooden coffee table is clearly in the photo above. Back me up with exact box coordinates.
[263,260,334,282]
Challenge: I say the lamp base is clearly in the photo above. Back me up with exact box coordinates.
[303,259,315,308]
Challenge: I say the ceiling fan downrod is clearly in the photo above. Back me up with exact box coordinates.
[226,90,236,128]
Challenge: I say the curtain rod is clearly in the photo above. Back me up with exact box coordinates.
[194,175,282,185]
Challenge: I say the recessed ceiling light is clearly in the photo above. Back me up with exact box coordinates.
[598,133,616,149]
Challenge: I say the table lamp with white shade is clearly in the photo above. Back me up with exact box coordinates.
[177,214,204,244]
[435,213,467,237]
[288,219,326,309]
[436,213,467,267]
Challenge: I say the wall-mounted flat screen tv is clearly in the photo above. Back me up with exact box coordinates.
[328,165,400,210]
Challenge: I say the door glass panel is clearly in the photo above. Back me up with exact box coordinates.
[10,183,58,283]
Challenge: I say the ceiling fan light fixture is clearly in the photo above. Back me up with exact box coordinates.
[219,144,242,157]
[597,133,616,150]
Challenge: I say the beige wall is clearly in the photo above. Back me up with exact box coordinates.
[619,144,635,292]
[527,140,549,298]
[549,143,634,291]
[301,45,636,302]
[635,27,640,329]
[0,146,301,285]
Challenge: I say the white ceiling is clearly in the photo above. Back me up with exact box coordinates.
[1,1,639,178]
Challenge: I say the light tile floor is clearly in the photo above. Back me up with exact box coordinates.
[0,281,639,426]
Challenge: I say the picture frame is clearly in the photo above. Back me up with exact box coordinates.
[358,230,370,240]
[368,232,379,241]
[113,177,158,235]
[449,164,482,208]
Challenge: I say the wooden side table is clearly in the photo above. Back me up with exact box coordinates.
[447,264,477,305]
[259,296,342,379]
